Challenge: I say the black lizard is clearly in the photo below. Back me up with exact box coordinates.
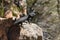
[14,11,36,25]
[14,0,37,25]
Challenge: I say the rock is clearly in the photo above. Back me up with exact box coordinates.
[7,24,20,40]
[8,23,43,40]
[0,27,8,40]
[0,18,43,40]
[0,18,14,40]
[4,10,13,19]
[19,23,43,40]
[0,17,6,20]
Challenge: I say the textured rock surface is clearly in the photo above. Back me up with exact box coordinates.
[8,22,43,40]
[19,23,43,40]
[0,18,14,40]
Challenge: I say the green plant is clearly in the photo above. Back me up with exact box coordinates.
[0,0,4,17]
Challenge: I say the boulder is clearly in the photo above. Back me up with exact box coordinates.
[0,18,14,40]
[8,23,43,40]
[0,18,43,40]
[19,23,43,40]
